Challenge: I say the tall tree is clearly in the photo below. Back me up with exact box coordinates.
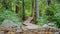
[35,0,39,23]
[22,0,25,21]
[32,0,34,17]
[15,5,19,13]
[47,0,51,5]
[2,0,7,9]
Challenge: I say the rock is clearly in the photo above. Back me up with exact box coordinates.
[48,23,54,26]
[42,24,51,29]
[1,19,20,27]
[42,23,60,32]
[42,23,54,28]
[0,31,4,34]
[23,23,39,29]
[54,32,59,34]
[16,26,22,33]
[42,23,57,29]
[25,25,39,29]
[0,19,23,32]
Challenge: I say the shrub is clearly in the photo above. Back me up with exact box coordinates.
[0,9,21,26]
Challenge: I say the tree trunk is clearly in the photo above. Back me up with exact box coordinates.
[2,0,7,9]
[22,0,25,21]
[47,0,51,5]
[16,5,19,13]
[32,0,34,17]
[35,0,39,23]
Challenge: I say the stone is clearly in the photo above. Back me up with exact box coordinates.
[42,23,57,29]
[0,19,23,32]
[42,24,51,29]
[0,31,4,34]
[1,19,20,27]
[54,32,59,34]
[24,23,39,29]
[16,26,22,33]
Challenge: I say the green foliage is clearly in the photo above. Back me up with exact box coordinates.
[0,3,3,12]
[48,3,60,28]
[0,9,21,26]
[0,0,60,28]
[37,0,60,28]
[37,16,49,26]
[24,0,32,17]
[37,0,48,26]
[54,13,60,28]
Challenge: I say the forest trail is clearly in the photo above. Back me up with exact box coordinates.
[22,17,39,29]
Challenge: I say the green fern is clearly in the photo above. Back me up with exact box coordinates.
[0,9,21,26]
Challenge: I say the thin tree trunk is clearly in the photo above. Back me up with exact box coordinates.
[16,5,19,13]
[32,0,34,17]
[35,0,39,23]
[2,0,7,9]
[47,0,51,5]
[22,0,25,21]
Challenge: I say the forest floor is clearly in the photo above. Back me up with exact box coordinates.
[0,25,60,34]
[0,17,60,34]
